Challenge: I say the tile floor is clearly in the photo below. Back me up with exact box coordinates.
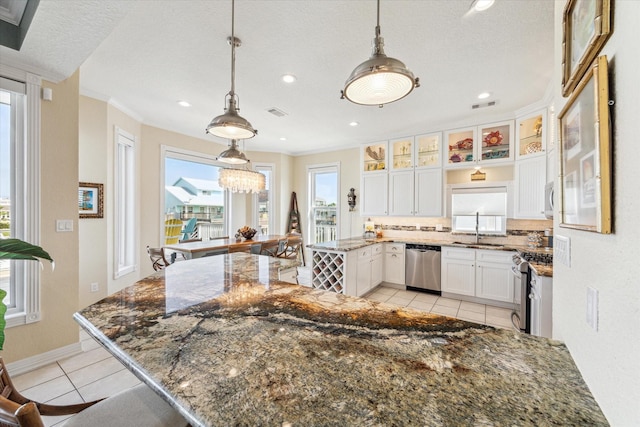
[14,266,516,426]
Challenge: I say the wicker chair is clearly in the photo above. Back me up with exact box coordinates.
[278,235,302,261]
[0,357,188,427]
[147,246,171,271]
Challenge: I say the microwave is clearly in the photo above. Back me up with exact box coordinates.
[544,182,554,219]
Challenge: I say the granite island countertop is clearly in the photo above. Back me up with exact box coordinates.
[74,254,600,426]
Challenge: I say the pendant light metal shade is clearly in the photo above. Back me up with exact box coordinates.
[206,94,257,139]
[206,1,257,139]
[216,139,249,164]
[341,0,419,106]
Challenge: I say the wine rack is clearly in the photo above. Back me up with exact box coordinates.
[311,250,345,294]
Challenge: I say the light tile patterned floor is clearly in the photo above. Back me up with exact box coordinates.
[14,265,516,425]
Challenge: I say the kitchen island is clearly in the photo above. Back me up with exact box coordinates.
[74,253,605,426]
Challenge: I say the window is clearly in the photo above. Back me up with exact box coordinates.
[162,146,229,241]
[451,186,508,236]
[253,164,274,236]
[0,69,42,327]
[308,164,339,244]
[114,127,136,278]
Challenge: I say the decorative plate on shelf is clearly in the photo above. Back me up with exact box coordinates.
[525,141,543,154]
[483,131,503,146]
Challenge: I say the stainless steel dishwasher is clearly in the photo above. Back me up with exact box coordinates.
[405,244,442,295]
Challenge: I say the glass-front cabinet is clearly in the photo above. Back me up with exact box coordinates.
[390,137,414,170]
[445,127,477,166]
[361,141,388,173]
[516,109,546,160]
[444,121,514,168]
[478,120,514,164]
[415,132,442,168]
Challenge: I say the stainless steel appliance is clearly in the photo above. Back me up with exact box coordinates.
[511,253,531,333]
[405,244,441,294]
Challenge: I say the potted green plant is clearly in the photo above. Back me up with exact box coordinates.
[0,238,54,350]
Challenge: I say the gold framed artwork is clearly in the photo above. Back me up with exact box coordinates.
[558,56,611,233]
[561,0,612,97]
[78,182,104,219]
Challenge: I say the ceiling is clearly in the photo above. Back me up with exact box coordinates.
[0,0,555,156]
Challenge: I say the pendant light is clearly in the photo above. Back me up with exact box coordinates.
[341,0,419,107]
[216,140,248,164]
[206,0,257,139]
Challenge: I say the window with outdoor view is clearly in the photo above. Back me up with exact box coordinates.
[0,70,42,326]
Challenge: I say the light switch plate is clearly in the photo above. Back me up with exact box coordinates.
[56,219,73,232]
[554,235,570,267]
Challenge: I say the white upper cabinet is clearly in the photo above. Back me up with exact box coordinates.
[515,109,547,160]
[445,121,514,168]
[361,141,388,173]
[415,132,442,169]
[390,137,414,170]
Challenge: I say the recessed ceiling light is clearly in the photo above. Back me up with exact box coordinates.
[177,100,191,107]
[280,137,287,141]
[471,0,495,12]
[477,92,491,99]
[282,74,297,83]
[349,121,359,127]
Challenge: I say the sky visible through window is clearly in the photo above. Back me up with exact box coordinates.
[315,172,337,205]
[165,158,219,186]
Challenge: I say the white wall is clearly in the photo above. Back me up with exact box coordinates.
[552,1,640,425]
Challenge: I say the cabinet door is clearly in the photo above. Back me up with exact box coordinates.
[356,257,371,296]
[516,109,546,160]
[475,261,514,302]
[415,132,442,168]
[384,252,405,284]
[388,170,414,216]
[415,169,442,217]
[515,155,546,219]
[371,254,383,288]
[475,250,514,303]
[441,258,475,296]
[390,137,414,170]
[362,141,388,173]
[361,173,388,216]
[445,127,476,167]
[478,120,514,165]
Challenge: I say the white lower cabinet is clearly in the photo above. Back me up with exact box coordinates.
[384,243,405,284]
[441,247,475,296]
[475,250,515,303]
[442,247,514,303]
[279,267,299,285]
[355,244,383,297]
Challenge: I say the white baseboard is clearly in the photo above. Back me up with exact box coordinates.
[6,342,83,376]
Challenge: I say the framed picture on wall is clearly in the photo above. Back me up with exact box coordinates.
[558,55,611,233]
[78,182,104,219]
[561,0,612,97]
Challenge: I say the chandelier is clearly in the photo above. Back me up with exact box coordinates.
[219,167,265,193]
[341,0,419,106]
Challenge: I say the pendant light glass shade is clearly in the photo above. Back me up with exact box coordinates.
[216,140,248,164]
[219,168,265,193]
[341,0,419,106]
[206,1,257,139]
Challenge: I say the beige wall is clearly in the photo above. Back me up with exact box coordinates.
[5,73,80,362]
[551,1,640,424]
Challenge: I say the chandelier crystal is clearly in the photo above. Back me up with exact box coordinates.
[219,168,265,193]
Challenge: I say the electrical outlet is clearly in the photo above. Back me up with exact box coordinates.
[415,223,421,231]
[56,219,73,232]
[435,224,443,231]
[586,287,598,331]
[90,282,99,293]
